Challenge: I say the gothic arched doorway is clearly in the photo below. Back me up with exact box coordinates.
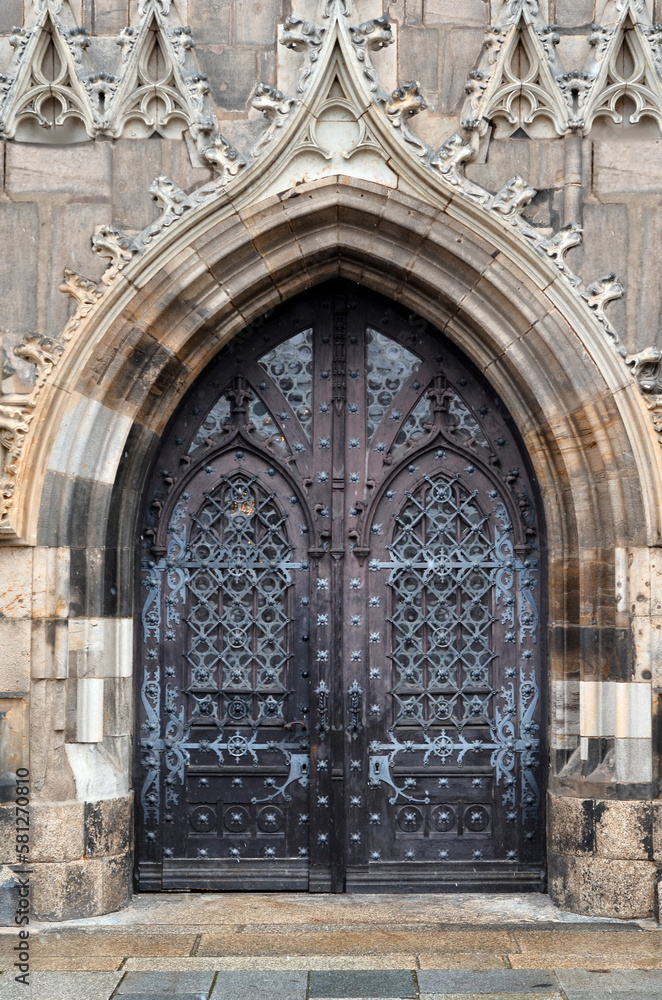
[135,280,546,893]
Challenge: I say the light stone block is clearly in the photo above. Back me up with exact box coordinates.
[580,681,652,739]
[628,546,651,615]
[77,677,105,743]
[0,696,28,782]
[614,682,652,739]
[632,615,662,682]
[69,618,133,679]
[614,738,653,783]
[615,546,628,613]
[29,800,85,863]
[32,546,70,619]
[0,619,31,692]
[234,0,280,45]
[65,737,130,801]
[0,203,39,334]
[0,547,32,618]
[424,0,487,23]
[579,680,615,737]
[31,618,69,679]
[593,140,662,194]
[651,547,662,615]
[47,395,133,486]
[551,680,580,748]
[5,141,112,198]
[555,0,595,26]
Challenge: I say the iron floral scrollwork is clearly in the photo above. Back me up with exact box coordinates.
[316,680,330,739]
[348,679,363,738]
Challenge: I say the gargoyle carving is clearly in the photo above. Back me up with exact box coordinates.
[491,175,537,219]
[59,269,104,341]
[14,334,65,388]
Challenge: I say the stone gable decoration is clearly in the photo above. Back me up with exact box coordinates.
[1,0,661,538]
[461,0,662,137]
[0,0,217,145]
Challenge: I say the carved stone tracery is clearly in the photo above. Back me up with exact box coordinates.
[461,0,662,137]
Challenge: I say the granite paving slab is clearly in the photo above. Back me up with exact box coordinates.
[31,930,197,957]
[196,930,515,956]
[418,970,559,994]
[124,955,419,971]
[13,891,618,931]
[510,952,662,969]
[117,970,216,993]
[209,970,308,999]
[511,929,660,953]
[309,970,418,997]
[117,995,208,1000]
[419,994,562,1000]
[0,970,122,1000]
[555,968,662,998]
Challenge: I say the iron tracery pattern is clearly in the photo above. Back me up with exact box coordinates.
[385,474,507,730]
[185,475,293,725]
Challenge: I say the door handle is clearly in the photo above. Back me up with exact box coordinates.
[284,719,307,732]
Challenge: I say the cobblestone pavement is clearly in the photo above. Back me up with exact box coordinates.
[0,894,660,999]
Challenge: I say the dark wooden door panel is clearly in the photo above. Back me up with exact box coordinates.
[135,281,546,893]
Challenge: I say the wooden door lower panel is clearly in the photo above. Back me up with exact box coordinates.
[161,859,310,891]
[345,862,545,893]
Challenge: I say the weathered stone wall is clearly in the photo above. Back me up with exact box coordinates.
[0,0,661,921]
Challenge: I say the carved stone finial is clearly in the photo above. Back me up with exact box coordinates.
[491,175,537,218]
[138,0,172,15]
[322,0,352,17]
[430,133,491,206]
[142,177,193,245]
[252,82,296,123]
[14,333,65,385]
[385,82,429,158]
[203,133,246,184]
[504,0,540,22]
[59,269,103,340]
[250,83,297,158]
[625,346,662,448]
[386,81,427,124]
[580,273,625,348]
[92,225,141,269]
[280,17,326,95]
[539,223,583,284]
[626,347,662,395]
[349,15,394,93]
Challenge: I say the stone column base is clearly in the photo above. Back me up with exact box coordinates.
[548,792,662,919]
[0,793,133,922]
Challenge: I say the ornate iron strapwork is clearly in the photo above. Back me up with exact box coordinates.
[135,281,545,893]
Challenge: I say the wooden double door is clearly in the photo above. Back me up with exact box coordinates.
[135,282,545,892]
